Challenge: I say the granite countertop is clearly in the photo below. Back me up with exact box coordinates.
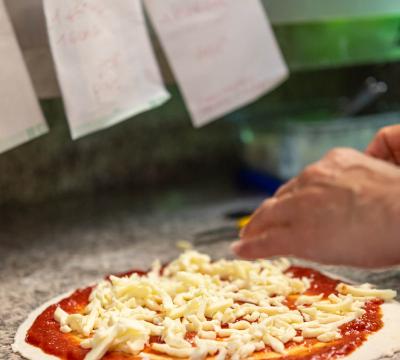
[1,190,400,359]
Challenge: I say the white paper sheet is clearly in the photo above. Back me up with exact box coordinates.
[145,0,288,127]
[0,0,48,154]
[43,0,170,139]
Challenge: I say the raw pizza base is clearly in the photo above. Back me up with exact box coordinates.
[13,279,400,360]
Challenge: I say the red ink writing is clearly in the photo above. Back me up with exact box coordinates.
[56,26,101,45]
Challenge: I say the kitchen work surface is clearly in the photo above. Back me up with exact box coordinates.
[1,190,400,359]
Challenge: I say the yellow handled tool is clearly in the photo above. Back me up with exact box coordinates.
[237,215,251,229]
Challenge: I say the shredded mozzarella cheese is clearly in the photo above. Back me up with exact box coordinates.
[53,251,396,360]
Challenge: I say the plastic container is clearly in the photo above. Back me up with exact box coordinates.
[262,0,400,70]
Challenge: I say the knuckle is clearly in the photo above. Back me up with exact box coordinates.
[326,147,348,158]
[260,197,276,208]
[325,147,359,161]
[299,163,323,182]
[275,182,293,196]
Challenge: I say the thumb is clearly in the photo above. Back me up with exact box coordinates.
[240,197,293,241]
[232,228,300,260]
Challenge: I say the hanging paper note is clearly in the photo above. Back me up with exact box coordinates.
[5,0,60,99]
[43,0,170,139]
[145,0,288,127]
[0,0,48,154]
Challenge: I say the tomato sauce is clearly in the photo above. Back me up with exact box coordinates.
[287,266,340,297]
[26,287,92,360]
[26,267,384,360]
[280,300,383,360]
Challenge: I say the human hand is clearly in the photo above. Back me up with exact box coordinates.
[232,148,400,267]
[366,125,400,165]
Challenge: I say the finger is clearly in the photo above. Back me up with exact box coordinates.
[240,196,294,241]
[276,161,334,199]
[365,125,400,165]
[365,132,394,163]
[232,227,303,260]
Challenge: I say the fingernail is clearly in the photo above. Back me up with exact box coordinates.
[231,241,242,254]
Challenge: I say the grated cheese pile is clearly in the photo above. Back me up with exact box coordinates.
[54,251,396,360]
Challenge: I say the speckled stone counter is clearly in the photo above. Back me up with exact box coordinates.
[1,191,400,359]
